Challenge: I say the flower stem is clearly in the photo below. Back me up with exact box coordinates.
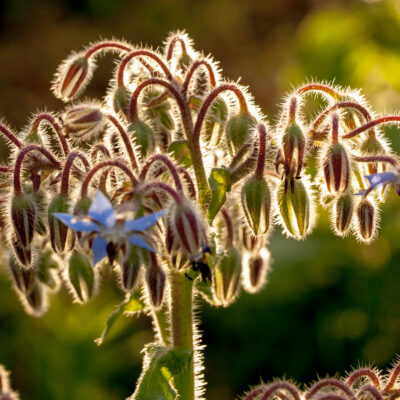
[0,124,23,148]
[84,41,132,58]
[61,151,90,195]
[255,124,267,178]
[343,115,400,139]
[296,83,339,99]
[166,35,188,61]
[182,59,217,95]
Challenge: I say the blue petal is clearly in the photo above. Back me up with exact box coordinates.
[53,213,100,232]
[92,236,107,266]
[353,190,367,196]
[365,172,396,188]
[123,210,166,233]
[88,191,116,229]
[127,234,156,252]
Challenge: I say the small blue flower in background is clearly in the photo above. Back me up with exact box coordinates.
[54,191,165,265]
[355,168,400,196]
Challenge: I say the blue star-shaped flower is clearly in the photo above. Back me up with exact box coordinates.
[54,191,165,266]
[355,169,400,196]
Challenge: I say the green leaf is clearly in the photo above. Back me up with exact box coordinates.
[168,140,192,169]
[132,343,193,400]
[95,290,145,346]
[207,167,232,222]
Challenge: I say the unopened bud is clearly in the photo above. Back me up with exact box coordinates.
[243,248,271,294]
[127,120,155,159]
[22,281,48,317]
[356,199,377,243]
[10,234,32,267]
[37,249,60,292]
[277,178,313,239]
[165,224,190,270]
[322,142,350,193]
[204,97,228,145]
[281,120,306,178]
[240,226,264,254]
[145,253,166,308]
[241,176,271,236]
[62,103,105,142]
[120,244,142,292]
[225,112,257,155]
[11,193,36,248]
[8,257,36,294]
[112,85,132,120]
[212,246,242,306]
[334,192,354,236]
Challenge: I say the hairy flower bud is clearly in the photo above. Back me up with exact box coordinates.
[127,120,156,159]
[240,226,264,254]
[165,224,190,270]
[119,244,142,293]
[62,103,105,141]
[8,257,36,294]
[356,199,377,243]
[145,253,166,308]
[212,246,242,306]
[22,281,48,317]
[360,135,387,174]
[204,97,228,146]
[112,85,132,120]
[322,142,350,193]
[11,193,36,248]
[52,53,92,101]
[10,234,32,268]
[281,120,306,178]
[241,176,271,236]
[334,192,354,236]
[225,112,257,155]
[243,248,270,294]
[277,178,313,239]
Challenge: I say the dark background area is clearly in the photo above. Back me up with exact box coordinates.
[0,1,399,399]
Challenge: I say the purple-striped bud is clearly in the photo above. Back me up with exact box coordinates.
[145,253,166,308]
[225,112,257,155]
[127,120,156,159]
[334,193,354,236]
[241,176,271,236]
[356,199,377,243]
[166,199,207,261]
[165,224,190,270]
[10,194,36,248]
[119,244,142,293]
[243,248,271,294]
[52,53,92,101]
[62,103,105,142]
[212,246,242,306]
[281,121,306,178]
[322,142,350,193]
[10,234,32,268]
[8,257,36,294]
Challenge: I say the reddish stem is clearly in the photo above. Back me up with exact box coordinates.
[91,144,118,187]
[80,160,137,198]
[13,144,61,195]
[332,113,339,143]
[289,97,297,121]
[296,83,339,99]
[31,113,70,155]
[182,59,217,94]
[383,361,400,392]
[343,116,400,139]
[166,36,188,61]
[255,124,267,178]
[306,379,357,400]
[357,385,383,400]
[61,151,90,195]
[221,208,234,247]
[177,167,196,200]
[0,124,23,148]
[84,41,132,58]
[353,154,398,167]
[345,368,381,389]
[140,181,183,204]
[0,166,12,173]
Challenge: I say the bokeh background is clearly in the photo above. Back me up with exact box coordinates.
[0,0,400,399]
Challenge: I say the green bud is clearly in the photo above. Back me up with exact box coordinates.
[334,192,354,236]
[241,176,271,236]
[225,112,257,155]
[359,135,387,175]
[112,85,132,120]
[37,249,60,292]
[212,246,242,306]
[281,121,306,178]
[11,193,36,248]
[120,244,142,293]
[204,97,229,145]
[127,120,155,159]
[356,199,377,243]
[322,142,350,193]
[145,254,166,308]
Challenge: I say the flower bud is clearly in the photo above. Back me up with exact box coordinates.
[52,53,92,101]
[10,193,36,248]
[21,281,48,317]
[277,178,313,239]
[243,248,271,294]
[10,234,32,268]
[322,142,350,193]
[112,85,132,120]
[119,244,143,293]
[212,246,242,306]
[334,192,354,236]
[225,112,257,155]
[37,249,60,292]
[62,103,105,142]
[8,257,36,294]
[127,120,156,159]
[359,135,387,175]
[281,120,306,178]
[241,176,271,236]
[145,253,166,308]
[204,97,228,146]
[165,224,190,270]
[67,250,97,304]
[356,199,377,243]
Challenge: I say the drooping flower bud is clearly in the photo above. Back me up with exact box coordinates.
[334,192,354,236]
[145,253,166,308]
[165,224,190,270]
[21,281,48,317]
[112,85,132,121]
[127,120,156,159]
[119,243,143,293]
[240,226,264,255]
[243,248,271,294]
[225,112,257,155]
[52,53,92,102]
[10,193,36,248]
[322,142,351,193]
[277,178,314,239]
[212,246,242,306]
[10,234,32,268]
[36,248,61,292]
[204,97,229,146]
[8,257,36,294]
[359,135,387,175]
[241,176,271,236]
[62,103,105,142]
[356,199,377,243]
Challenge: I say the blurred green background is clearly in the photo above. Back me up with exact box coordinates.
[0,0,400,399]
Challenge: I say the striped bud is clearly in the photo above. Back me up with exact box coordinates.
[322,142,350,193]
[277,178,313,239]
[281,121,306,178]
[62,103,105,142]
[241,176,271,236]
[8,257,36,294]
[356,199,377,243]
[22,281,48,317]
[52,53,91,101]
[225,112,257,155]
[145,253,166,308]
[243,248,270,294]
[127,120,155,159]
[204,97,228,145]
[360,135,387,174]
[240,226,264,254]
[48,195,75,254]
[10,234,32,267]
[166,199,207,261]
[112,85,132,120]
[165,224,190,270]
[120,244,142,293]
[212,246,242,306]
[11,193,36,248]
[334,192,354,235]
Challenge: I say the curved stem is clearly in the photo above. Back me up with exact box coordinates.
[166,35,188,61]
[231,142,258,185]
[13,144,61,195]
[306,379,357,400]
[357,385,383,400]
[346,368,381,389]
[383,361,400,392]
[84,41,132,58]
[91,144,118,187]
[106,114,138,170]
[80,160,137,198]
[61,151,90,195]
[182,59,217,95]
[117,50,173,85]
[139,154,183,192]
[229,142,252,169]
[343,116,400,139]
[0,124,23,148]
[140,181,183,204]
[260,382,301,400]
[352,154,398,167]
[31,113,70,155]
[177,167,196,200]
[255,124,267,178]
[296,83,340,99]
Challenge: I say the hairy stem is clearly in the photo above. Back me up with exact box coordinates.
[255,124,267,178]
[296,83,340,99]
[61,151,90,195]
[182,59,217,95]
[0,124,23,148]
[84,41,132,58]
[343,116,400,139]
[166,35,188,61]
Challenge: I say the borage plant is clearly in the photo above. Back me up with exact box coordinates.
[0,31,399,400]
